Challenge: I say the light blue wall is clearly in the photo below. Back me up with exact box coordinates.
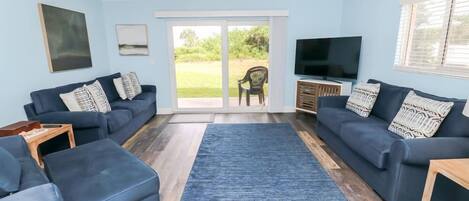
[101,0,344,109]
[0,0,110,126]
[341,0,469,99]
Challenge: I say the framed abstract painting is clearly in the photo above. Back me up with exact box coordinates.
[39,4,92,72]
[116,24,149,56]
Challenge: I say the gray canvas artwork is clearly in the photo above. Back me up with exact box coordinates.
[116,25,149,56]
[40,4,92,72]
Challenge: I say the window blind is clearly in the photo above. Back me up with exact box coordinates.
[395,0,469,75]
[444,0,469,68]
[407,0,450,67]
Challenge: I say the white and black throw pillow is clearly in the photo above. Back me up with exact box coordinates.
[85,81,112,113]
[60,86,98,112]
[121,72,142,100]
[346,83,381,117]
[388,91,454,139]
[129,72,142,95]
[113,77,128,100]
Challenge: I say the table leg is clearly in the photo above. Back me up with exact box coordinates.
[67,128,76,148]
[422,164,438,201]
[28,143,43,167]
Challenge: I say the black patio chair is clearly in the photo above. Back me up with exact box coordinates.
[238,66,268,106]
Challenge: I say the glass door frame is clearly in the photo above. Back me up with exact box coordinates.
[167,20,270,113]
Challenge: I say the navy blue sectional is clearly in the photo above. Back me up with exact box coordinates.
[0,136,159,201]
[23,73,156,153]
[316,79,469,201]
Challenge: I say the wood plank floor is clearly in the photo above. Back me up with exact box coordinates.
[123,113,383,201]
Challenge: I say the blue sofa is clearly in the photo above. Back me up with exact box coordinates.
[316,79,469,201]
[0,135,159,201]
[23,73,156,152]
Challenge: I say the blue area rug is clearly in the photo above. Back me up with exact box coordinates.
[182,123,346,201]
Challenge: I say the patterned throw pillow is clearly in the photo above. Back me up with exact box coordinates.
[388,91,454,139]
[85,81,112,113]
[129,72,142,95]
[346,83,381,117]
[121,72,142,100]
[113,77,128,100]
[60,86,98,112]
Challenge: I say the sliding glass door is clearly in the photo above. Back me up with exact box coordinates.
[169,21,269,112]
[172,25,223,109]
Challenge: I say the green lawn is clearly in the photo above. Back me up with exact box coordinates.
[176,59,268,98]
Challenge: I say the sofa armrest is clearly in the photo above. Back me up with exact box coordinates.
[32,111,107,129]
[0,183,63,201]
[317,96,349,109]
[391,137,469,166]
[141,85,156,93]
[0,136,30,158]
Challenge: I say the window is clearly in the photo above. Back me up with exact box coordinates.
[395,0,469,77]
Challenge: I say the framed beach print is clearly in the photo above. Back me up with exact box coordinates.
[39,4,92,72]
[116,24,149,56]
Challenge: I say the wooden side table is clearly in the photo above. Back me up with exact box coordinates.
[422,159,469,201]
[20,124,76,167]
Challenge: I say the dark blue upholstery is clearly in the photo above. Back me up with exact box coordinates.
[105,110,133,133]
[0,136,159,201]
[367,79,412,123]
[43,139,159,201]
[135,92,157,103]
[17,157,49,191]
[317,107,387,134]
[0,147,21,197]
[0,184,64,201]
[316,79,469,201]
[31,88,66,114]
[0,136,49,199]
[111,100,151,116]
[24,73,157,154]
[340,123,402,169]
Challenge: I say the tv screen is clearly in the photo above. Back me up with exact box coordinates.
[295,36,362,79]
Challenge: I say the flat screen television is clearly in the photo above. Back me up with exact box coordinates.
[295,36,362,80]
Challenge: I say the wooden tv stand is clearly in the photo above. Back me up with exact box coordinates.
[296,79,352,114]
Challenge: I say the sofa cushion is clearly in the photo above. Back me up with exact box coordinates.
[105,110,133,133]
[0,183,64,201]
[368,79,412,123]
[340,123,403,169]
[110,100,151,116]
[96,73,121,102]
[31,88,67,114]
[43,139,159,201]
[414,90,469,137]
[18,157,49,191]
[317,107,388,135]
[0,147,21,197]
[134,92,156,104]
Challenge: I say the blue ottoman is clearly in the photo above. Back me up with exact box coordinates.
[43,139,159,201]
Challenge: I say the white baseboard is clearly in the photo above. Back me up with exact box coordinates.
[282,106,296,113]
[268,106,296,113]
[157,108,173,114]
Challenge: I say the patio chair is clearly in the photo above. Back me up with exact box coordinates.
[238,66,268,106]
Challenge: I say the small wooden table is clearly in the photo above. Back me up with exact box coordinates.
[422,159,469,201]
[20,124,76,167]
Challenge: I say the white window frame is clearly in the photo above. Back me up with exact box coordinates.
[394,0,469,79]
